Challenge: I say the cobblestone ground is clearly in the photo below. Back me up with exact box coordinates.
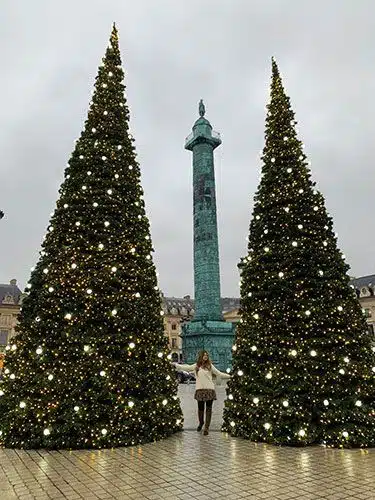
[1,383,375,499]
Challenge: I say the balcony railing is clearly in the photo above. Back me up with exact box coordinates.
[185,132,194,143]
[185,130,221,144]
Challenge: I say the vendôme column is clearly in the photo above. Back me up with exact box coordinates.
[181,100,235,371]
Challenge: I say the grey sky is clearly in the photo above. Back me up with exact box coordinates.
[1,0,375,297]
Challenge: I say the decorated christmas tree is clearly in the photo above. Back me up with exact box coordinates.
[222,59,375,448]
[0,25,183,449]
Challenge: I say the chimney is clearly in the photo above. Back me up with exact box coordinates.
[10,279,17,286]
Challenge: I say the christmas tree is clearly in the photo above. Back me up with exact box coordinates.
[0,25,183,450]
[222,59,375,448]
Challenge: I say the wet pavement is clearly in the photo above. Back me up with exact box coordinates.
[1,383,374,499]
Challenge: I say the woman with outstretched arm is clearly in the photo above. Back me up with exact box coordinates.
[173,350,231,435]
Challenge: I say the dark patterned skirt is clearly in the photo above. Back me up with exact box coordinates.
[194,389,217,401]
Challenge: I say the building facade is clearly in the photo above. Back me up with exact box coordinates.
[1,276,373,365]
[0,280,239,364]
[162,295,240,363]
[350,275,375,337]
[0,280,23,353]
[206,276,375,341]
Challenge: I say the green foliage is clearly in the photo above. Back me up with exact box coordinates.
[222,59,375,448]
[0,25,183,449]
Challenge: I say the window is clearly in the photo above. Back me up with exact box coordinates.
[365,308,372,318]
[171,323,177,331]
[0,330,9,345]
[368,324,374,336]
[171,338,177,348]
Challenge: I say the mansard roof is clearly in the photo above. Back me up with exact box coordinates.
[350,274,375,290]
[0,280,22,306]
[160,274,375,316]
[161,295,240,316]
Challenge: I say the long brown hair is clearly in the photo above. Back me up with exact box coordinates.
[196,350,211,374]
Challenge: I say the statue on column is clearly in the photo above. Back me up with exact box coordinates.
[199,99,205,117]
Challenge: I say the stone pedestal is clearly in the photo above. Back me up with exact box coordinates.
[182,320,235,371]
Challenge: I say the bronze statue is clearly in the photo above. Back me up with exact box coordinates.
[199,99,205,117]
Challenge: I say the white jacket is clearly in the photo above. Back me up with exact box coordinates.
[175,363,230,390]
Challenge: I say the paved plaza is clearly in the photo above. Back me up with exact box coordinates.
[1,383,375,500]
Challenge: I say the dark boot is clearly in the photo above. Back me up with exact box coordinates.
[203,407,212,435]
[197,409,204,431]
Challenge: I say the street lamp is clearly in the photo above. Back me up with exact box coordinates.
[0,211,4,220]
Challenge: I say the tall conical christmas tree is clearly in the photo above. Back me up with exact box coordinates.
[222,59,375,448]
[0,25,183,449]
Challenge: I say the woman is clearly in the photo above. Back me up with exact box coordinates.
[173,351,231,435]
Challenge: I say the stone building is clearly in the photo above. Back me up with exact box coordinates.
[1,276,373,363]
[0,280,239,362]
[350,275,375,337]
[205,276,375,341]
[0,280,23,353]
[161,294,240,362]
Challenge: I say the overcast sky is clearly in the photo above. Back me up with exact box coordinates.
[1,0,375,297]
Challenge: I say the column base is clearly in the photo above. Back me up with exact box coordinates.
[181,320,236,371]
